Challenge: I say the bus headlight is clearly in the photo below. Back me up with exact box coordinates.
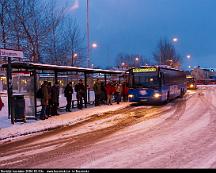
[153,93,161,98]
[128,94,134,98]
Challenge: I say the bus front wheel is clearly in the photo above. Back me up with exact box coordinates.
[165,92,170,103]
[180,89,185,98]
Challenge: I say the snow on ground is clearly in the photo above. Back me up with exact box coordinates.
[0,102,130,141]
[1,85,216,168]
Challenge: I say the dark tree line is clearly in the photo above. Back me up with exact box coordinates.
[116,53,150,69]
[0,0,85,66]
[115,38,182,70]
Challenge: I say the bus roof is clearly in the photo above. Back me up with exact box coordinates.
[129,65,184,72]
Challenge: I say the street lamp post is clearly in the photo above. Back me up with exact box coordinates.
[86,0,90,68]
[72,53,78,66]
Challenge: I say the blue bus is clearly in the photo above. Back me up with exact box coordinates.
[127,66,187,103]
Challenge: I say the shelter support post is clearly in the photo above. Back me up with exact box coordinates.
[104,74,107,86]
[7,57,14,124]
[54,71,58,83]
[84,72,88,108]
[33,69,37,119]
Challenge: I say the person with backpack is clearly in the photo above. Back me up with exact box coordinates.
[39,81,49,120]
[75,79,85,109]
[64,82,73,112]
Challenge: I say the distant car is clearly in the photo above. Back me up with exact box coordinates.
[186,75,197,89]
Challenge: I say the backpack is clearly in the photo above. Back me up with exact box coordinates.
[36,88,43,99]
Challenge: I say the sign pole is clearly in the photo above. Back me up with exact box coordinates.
[7,56,14,124]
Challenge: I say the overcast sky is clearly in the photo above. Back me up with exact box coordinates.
[62,0,216,69]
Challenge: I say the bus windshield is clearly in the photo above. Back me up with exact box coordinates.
[131,72,160,89]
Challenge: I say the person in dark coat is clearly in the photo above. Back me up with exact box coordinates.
[64,82,73,112]
[46,82,52,116]
[75,79,85,109]
[100,81,106,104]
[40,81,49,120]
[115,83,122,104]
[93,79,101,106]
[121,82,129,102]
[51,82,60,115]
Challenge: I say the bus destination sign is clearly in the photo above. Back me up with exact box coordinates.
[133,67,157,73]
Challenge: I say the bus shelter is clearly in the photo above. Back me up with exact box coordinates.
[2,62,124,124]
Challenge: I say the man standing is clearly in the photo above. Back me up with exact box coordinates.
[106,81,114,105]
[46,82,52,116]
[64,82,73,112]
[93,79,101,106]
[51,82,60,116]
[75,79,85,109]
[122,82,129,102]
[40,81,49,120]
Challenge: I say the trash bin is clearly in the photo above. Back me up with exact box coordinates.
[13,94,26,122]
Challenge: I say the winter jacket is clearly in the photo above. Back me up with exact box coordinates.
[115,85,122,93]
[75,83,85,97]
[41,84,49,106]
[51,85,60,104]
[106,84,114,95]
[64,85,73,98]
[93,82,101,95]
[122,84,129,96]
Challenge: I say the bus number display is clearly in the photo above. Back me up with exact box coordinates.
[133,68,157,73]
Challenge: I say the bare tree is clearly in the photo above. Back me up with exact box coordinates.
[0,0,10,49]
[60,17,85,66]
[9,0,65,62]
[1,0,85,66]
[153,38,182,68]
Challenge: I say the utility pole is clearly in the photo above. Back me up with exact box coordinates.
[86,0,90,68]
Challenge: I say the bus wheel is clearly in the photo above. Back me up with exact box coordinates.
[180,89,185,98]
[165,92,170,103]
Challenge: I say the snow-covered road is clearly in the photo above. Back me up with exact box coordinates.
[1,86,216,168]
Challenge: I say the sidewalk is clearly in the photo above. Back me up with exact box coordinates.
[0,102,130,141]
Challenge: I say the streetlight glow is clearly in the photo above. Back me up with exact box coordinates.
[187,54,191,59]
[172,37,178,43]
[73,53,78,58]
[135,57,139,61]
[92,43,98,48]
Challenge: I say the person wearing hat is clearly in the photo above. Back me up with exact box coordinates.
[64,82,73,112]
[51,81,60,115]
[75,79,85,109]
